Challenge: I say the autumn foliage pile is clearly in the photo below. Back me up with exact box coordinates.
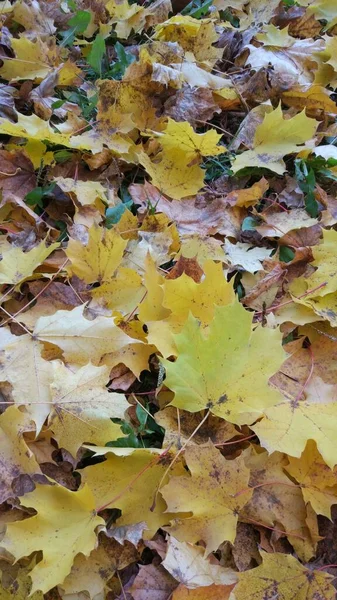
[2,0,337,598]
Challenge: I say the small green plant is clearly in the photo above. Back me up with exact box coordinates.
[107,402,164,448]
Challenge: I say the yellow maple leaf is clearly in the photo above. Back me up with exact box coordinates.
[48,362,129,457]
[286,440,337,519]
[106,0,146,38]
[82,448,185,538]
[253,377,337,469]
[0,113,71,147]
[138,254,170,323]
[0,240,59,286]
[0,560,43,600]
[1,483,104,594]
[54,178,108,208]
[146,260,235,357]
[60,534,139,597]
[241,449,318,561]
[232,552,335,600]
[0,37,57,81]
[232,104,318,174]
[288,229,337,325]
[290,229,337,300]
[282,84,337,115]
[157,118,223,159]
[162,442,252,553]
[154,15,222,67]
[66,225,128,284]
[33,304,141,366]
[91,267,144,313]
[141,118,224,200]
[0,112,108,153]
[256,24,295,47]
[1,335,53,433]
[0,406,40,504]
[163,300,285,424]
[298,0,337,25]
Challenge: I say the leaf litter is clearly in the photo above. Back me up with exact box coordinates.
[1,0,337,598]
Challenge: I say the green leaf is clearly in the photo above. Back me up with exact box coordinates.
[25,183,56,208]
[67,10,91,34]
[54,150,73,164]
[60,10,91,46]
[279,246,295,263]
[51,100,65,110]
[241,216,259,231]
[87,34,106,76]
[108,42,136,80]
[136,403,148,430]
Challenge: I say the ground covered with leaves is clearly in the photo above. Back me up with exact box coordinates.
[2,0,337,598]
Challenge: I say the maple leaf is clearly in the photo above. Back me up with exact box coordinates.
[60,534,139,598]
[130,564,177,600]
[0,405,40,504]
[163,300,285,424]
[34,304,140,366]
[141,118,224,200]
[161,442,252,553]
[91,266,144,313]
[244,37,324,86]
[0,240,59,286]
[0,335,53,433]
[298,0,337,25]
[66,225,128,284]
[0,37,57,81]
[253,377,337,469]
[241,448,318,561]
[1,482,104,594]
[54,178,108,208]
[82,448,185,537]
[232,104,318,174]
[154,16,222,68]
[282,84,337,116]
[285,441,337,519]
[162,537,237,589]
[0,560,43,600]
[106,0,146,38]
[143,259,235,357]
[0,150,36,202]
[48,361,129,456]
[289,229,337,324]
[0,112,102,152]
[223,240,272,273]
[231,552,335,600]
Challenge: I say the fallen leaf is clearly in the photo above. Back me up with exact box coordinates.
[130,563,177,600]
[1,483,104,594]
[0,240,59,286]
[66,225,127,284]
[232,104,318,174]
[0,406,40,504]
[162,537,237,589]
[162,442,252,553]
[82,448,185,537]
[253,377,337,468]
[163,300,286,424]
[231,551,335,600]
[48,361,129,456]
